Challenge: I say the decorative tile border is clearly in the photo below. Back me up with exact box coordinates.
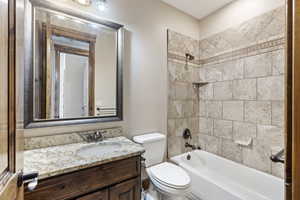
[202,37,285,65]
[168,37,285,66]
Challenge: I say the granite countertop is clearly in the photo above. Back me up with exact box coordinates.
[24,137,145,180]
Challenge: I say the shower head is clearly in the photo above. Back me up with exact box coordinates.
[184,53,195,70]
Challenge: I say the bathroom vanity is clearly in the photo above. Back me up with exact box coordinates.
[23,135,144,200]
[25,157,141,200]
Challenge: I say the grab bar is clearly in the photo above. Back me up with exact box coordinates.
[270,149,284,164]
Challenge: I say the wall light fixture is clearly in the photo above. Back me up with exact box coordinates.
[73,0,91,6]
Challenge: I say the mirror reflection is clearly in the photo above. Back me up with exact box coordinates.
[33,7,118,120]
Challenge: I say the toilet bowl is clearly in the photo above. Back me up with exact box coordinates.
[133,133,191,200]
[147,162,191,198]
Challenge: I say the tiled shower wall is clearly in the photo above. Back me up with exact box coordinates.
[167,31,200,158]
[167,6,285,178]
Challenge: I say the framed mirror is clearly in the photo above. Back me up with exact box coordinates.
[24,0,124,128]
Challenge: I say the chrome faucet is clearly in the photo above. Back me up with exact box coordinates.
[185,142,201,150]
[81,130,106,142]
[94,131,105,141]
[182,128,201,150]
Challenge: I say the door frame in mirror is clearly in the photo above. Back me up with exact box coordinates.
[24,0,124,128]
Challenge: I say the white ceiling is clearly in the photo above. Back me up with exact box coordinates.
[162,0,235,20]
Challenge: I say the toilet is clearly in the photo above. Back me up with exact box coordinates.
[133,133,191,200]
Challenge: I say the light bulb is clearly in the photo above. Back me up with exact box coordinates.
[96,0,107,11]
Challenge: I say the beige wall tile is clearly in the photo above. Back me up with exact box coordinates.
[199,100,207,117]
[188,85,198,100]
[167,119,176,137]
[168,136,184,157]
[245,101,272,124]
[214,119,233,139]
[199,117,213,135]
[204,64,223,82]
[272,101,284,127]
[183,101,194,117]
[168,31,200,59]
[213,81,233,100]
[244,53,272,78]
[207,101,223,118]
[168,61,193,82]
[222,60,244,81]
[223,101,244,121]
[221,139,242,163]
[189,117,199,134]
[168,81,176,100]
[175,82,189,100]
[198,67,206,82]
[175,118,189,137]
[242,140,272,173]
[272,49,285,75]
[257,76,284,101]
[257,125,284,149]
[233,121,257,141]
[200,134,221,154]
[233,79,257,100]
[168,100,183,118]
[199,83,213,100]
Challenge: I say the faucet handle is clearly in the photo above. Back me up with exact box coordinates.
[183,128,192,140]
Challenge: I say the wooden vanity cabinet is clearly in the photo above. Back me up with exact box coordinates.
[24,156,141,200]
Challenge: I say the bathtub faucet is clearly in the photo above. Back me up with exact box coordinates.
[185,142,201,150]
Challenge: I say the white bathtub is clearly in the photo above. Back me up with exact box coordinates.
[171,150,284,200]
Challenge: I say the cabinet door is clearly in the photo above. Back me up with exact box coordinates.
[110,178,140,200]
[76,189,108,200]
[0,0,24,199]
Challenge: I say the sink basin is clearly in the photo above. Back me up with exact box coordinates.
[77,142,122,158]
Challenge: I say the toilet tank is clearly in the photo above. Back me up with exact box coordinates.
[133,133,166,167]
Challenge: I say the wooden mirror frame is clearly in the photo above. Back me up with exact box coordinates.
[24,0,124,128]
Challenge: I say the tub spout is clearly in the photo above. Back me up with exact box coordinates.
[185,142,201,150]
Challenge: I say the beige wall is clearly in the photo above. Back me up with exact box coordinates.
[198,0,285,40]
[24,0,200,138]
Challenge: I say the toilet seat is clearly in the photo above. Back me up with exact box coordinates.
[147,162,191,190]
[149,172,189,196]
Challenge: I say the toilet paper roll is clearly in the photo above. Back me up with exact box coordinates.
[144,193,155,200]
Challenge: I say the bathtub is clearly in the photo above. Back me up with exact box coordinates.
[171,150,284,200]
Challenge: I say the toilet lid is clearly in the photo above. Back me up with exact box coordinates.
[148,162,191,189]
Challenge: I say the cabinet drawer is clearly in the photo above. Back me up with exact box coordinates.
[25,156,140,200]
[76,189,108,200]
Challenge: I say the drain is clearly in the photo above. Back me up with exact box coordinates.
[187,154,191,160]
